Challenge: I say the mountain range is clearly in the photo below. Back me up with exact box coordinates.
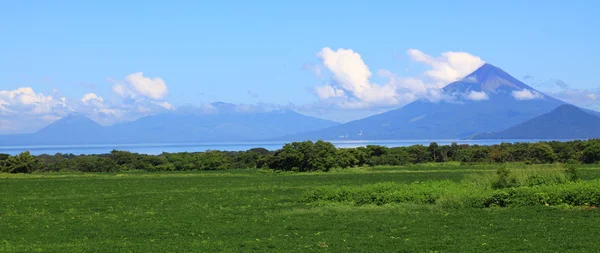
[1,63,599,146]
[0,106,339,145]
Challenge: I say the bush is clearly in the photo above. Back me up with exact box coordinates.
[491,167,519,189]
[2,152,41,174]
[564,164,579,182]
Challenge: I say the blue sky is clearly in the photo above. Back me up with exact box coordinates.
[1,0,599,133]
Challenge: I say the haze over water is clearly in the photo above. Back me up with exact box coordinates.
[0,139,578,156]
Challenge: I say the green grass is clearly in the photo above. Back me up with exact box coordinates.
[2,164,600,252]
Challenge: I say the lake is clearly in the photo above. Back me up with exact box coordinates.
[0,139,576,155]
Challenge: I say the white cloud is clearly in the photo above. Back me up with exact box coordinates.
[315,47,400,108]
[81,93,104,105]
[314,85,345,100]
[112,72,169,100]
[0,87,70,115]
[309,47,484,110]
[0,87,72,133]
[466,91,490,101]
[512,89,544,100]
[93,72,175,124]
[153,101,174,110]
[0,72,177,134]
[407,49,485,86]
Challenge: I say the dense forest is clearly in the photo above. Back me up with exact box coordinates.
[2,140,600,173]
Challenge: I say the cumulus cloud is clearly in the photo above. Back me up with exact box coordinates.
[81,93,104,105]
[0,87,70,115]
[314,85,345,100]
[309,47,484,110]
[0,87,72,133]
[0,71,179,134]
[112,72,169,100]
[512,89,544,100]
[314,47,400,108]
[104,72,174,118]
[407,49,485,86]
[466,91,490,101]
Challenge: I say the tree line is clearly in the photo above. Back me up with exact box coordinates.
[2,139,600,173]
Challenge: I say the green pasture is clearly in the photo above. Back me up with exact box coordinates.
[1,164,600,252]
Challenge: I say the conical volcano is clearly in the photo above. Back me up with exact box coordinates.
[444,63,534,94]
[282,64,567,140]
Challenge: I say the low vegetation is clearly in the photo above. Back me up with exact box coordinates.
[304,166,600,208]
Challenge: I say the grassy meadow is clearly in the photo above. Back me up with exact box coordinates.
[2,163,600,252]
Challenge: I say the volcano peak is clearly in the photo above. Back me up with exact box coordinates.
[443,63,531,94]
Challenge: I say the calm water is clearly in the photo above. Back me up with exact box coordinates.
[0,139,576,155]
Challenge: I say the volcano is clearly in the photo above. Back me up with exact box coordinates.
[282,63,567,140]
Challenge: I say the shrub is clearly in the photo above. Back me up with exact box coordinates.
[302,178,600,208]
[564,164,579,182]
[491,167,519,189]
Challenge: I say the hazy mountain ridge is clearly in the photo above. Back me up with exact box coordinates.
[0,106,339,145]
[472,104,600,139]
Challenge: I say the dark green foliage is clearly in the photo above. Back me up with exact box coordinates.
[582,144,600,164]
[4,139,600,174]
[265,140,337,172]
[527,143,558,164]
[1,151,41,173]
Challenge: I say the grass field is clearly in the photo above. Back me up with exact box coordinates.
[2,164,600,252]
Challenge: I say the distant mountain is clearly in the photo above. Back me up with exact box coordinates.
[280,63,568,140]
[104,107,339,143]
[37,114,105,137]
[472,104,600,139]
[0,105,338,145]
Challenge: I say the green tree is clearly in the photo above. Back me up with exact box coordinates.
[428,142,440,162]
[528,143,558,164]
[335,148,358,168]
[582,144,600,164]
[312,140,337,171]
[4,151,41,173]
[406,145,430,163]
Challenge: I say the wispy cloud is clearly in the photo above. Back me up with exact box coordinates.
[523,75,534,80]
[512,89,544,100]
[466,91,490,101]
[247,89,259,98]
